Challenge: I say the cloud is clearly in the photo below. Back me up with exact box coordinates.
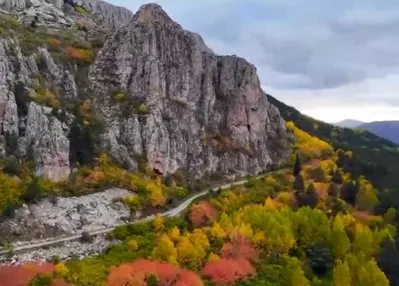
[107,0,399,121]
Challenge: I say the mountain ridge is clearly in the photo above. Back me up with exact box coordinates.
[359,120,399,144]
[334,118,364,128]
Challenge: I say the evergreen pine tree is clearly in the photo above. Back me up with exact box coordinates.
[305,183,319,208]
[293,174,305,191]
[293,153,301,177]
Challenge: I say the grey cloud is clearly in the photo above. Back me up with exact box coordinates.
[111,1,399,92]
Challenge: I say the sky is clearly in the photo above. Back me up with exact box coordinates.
[108,0,399,123]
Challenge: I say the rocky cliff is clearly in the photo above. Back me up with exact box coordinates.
[0,2,291,182]
[0,0,132,29]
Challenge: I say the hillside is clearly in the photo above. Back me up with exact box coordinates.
[2,114,396,286]
[359,121,399,144]
[267,94,399,191]
[0,2,398,286]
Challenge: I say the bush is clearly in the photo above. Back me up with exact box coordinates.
[65,46,94,63]
[114,92,125,101]
[75,5,89,14]
[137,104,149,114]
[124,195,143,212]
[2,155,20,176]
[23,177,45,203]
[33,89,60,109]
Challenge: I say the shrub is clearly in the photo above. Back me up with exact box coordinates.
[114,92,125,101]
[2,155,20,176]
[124,195,143,212]
[128,239,138,251]
[33,89,60,109]
[22,177,45,203]
[75,5,89,14]
[65,47,93,63]
[137,104,149,114]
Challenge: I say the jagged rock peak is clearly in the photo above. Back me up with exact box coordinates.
[89,2,291,179]
[132,3,178,26]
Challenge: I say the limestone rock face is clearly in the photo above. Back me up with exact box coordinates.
[0,2,291,182]
[0,37,73,181]
[0,0,132,30]
[23,102,70,181]
[0,188,131,240]
[89,3,291,179]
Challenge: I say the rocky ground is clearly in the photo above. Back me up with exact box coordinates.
[0,234,118,263]
[0,188,132,241]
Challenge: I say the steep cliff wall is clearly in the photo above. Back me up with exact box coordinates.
[89,4,291,179]
[0,2,291,182]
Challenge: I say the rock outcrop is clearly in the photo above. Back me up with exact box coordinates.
[0,188,131,240]
[0,37,74,181]
[0,2,291,182]
[0,0,132,29]
[89,3,291,179]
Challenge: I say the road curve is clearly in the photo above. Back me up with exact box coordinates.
[0,172,275,255]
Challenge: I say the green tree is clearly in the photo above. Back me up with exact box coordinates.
[383,207,397,224]
[308,244,333,276]
[293,153,302,177]
[356,189,378,212]
[352,224,374,257]
[152,234,177,263]
[288,258,310,286]
[329,216,350,259]
[293,174,305,191]
[23,176,44,203]
[332,260,351,286]
[358,259,389,286]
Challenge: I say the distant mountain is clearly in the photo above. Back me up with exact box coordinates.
[359,121,399,144]
[335,119,364,128]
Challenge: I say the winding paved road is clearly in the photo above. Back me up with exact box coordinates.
[0,173,275,256]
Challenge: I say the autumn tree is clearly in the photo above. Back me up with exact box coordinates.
[329,216,350,259]
[203,258,255,285]
[287,258,310,286]
[152,234,177,264]
[190,201,218,227]
[332,260,351,286]
[383,207,397,224]
[107,259,203,286]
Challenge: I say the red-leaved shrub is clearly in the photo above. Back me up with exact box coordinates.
[203,258,255,285]
[107,259,203,286]
[220,239,259,262]
[0,263,55,286]
[190,201,218,227]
